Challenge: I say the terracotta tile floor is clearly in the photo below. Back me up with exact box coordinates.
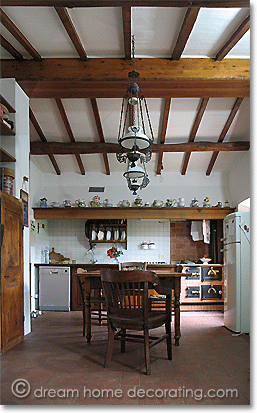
[0,311,250,405]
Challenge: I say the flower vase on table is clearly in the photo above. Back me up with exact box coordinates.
[107,246,123,264]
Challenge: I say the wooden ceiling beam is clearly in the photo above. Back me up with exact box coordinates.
[122,7,131,60]
[0,8,41,60]
[181,97,209,175]
[30,140,249,155]
[29,107,61,175]
[55,7,88,61]
[55,98,85,174]
[215,15,250,61]
[0,1,250,8]
[156,98,171,175]
[1,58,250,98]
[0,34,24,60]
[206,97,244,175]
[171,7,200,60]
[90,98,111,175]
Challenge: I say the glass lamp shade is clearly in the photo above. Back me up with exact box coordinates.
[120,126,151,151]
[123,162,145,180]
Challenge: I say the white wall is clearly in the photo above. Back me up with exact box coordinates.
[227,151,251,206]
[30,159,232,208]
[1,79,30,335]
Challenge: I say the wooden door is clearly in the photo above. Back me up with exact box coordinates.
[0,192,24,353]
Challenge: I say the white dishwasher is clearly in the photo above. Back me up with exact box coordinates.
[39,266,70,311]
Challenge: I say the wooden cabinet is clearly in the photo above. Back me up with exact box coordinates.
[180,264,224,311]
[0,192,24,353]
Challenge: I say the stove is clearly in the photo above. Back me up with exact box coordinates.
[148,261,167,265]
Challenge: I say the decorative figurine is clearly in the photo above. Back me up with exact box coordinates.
[39,197,47,208]
[190,197,199,207]
[203,197,211,207]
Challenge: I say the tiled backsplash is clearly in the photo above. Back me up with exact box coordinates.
[32,219,171,264]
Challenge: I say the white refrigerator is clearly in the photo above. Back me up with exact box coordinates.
[223,211,250,333]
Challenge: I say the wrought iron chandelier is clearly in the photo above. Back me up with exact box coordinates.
[116,35,154,195]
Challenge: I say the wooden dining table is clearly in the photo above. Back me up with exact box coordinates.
[74,270,183,346]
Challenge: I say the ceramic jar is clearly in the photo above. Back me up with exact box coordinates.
[152,199,163,207]
[134,196,143,206]
[190,197,198,207]
[76,199,86,207]
[166,199,177,207]
[40,197,47,208]
[118,200,130,207]
[203,197,211,207]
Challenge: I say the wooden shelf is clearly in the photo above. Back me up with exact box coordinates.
[0,120,15,136]
[0,95,16,113]
[0,147,16,163]
[32,206,235,220]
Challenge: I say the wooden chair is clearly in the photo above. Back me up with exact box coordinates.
[119,261,147,270]
[76,274,106,337]
[100,269,172,375]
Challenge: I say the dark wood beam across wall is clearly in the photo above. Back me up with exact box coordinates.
[0,1,250,8]
[55,7,88,61]
[1,58,250,98]
[30,140,250,155]
[0,34,24,60]
[0,8,41,60]
[181,97,209,175]
[55,98,85,174]
[90,98,111,175]
[171,7,200,60]
[156,98,171,175]
[29,108,61,175]
[215,15,250,61]
[206,97,244,175]
[122,7,131,60]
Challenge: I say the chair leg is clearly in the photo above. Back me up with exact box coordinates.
[143,326,151,375]
[105,324,115,368]
[121,329,126,353]
[82,305,85,337]
[165,319,172,360]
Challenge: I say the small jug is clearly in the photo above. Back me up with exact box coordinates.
[166,199,177,207]
[51,201,60,208]
[63,200,72,207]
[178,198,185,207]
[190,197,198,207]
[134,196,143,206]
[40,197,47,208]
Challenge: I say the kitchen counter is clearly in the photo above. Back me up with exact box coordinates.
[34,263,180,311]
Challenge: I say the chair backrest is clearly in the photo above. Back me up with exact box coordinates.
[100,269,157,315]
[118,261,147,271]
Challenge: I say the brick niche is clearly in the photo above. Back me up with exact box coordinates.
[170,221,209,262]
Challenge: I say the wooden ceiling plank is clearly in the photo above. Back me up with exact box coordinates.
[215,15,250,61]
[0,1,250,8]
[171,7,200,60]
[0,33,24,60]
[55,7,88,61]
[122,7,131,60]
[90,98,111,175]
[156,98,171,175]
[206,97,244,175]
[30,140,250,155]
[29,107,61,174]
[55,98,85,174]
[0,8,41,60]
[181,97,209,175]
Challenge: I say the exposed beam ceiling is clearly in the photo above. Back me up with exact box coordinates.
[171,7,200,60]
